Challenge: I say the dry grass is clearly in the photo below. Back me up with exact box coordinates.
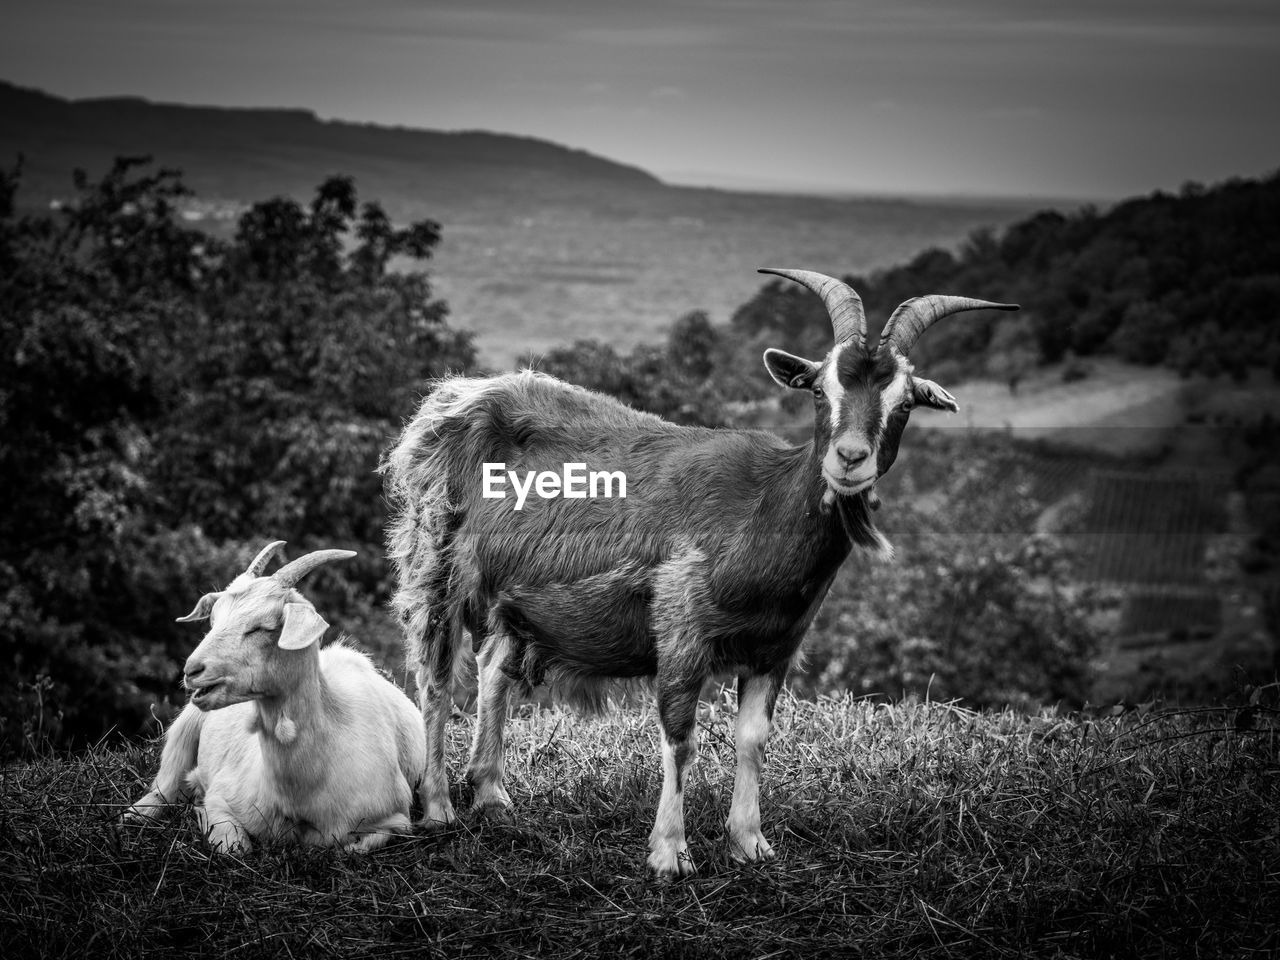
[2,694,1278,959]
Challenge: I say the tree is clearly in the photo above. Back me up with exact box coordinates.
[0,159,474,754]
[667,310,717,381]
[986,315,1039,393]
[726,171,1280,380]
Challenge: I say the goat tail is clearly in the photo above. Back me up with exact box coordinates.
[123,704,204,823]
[382,375,501,700]
[379,372,530,503]
[380,374,505,592]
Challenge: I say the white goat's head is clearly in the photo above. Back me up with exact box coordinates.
[759,268,1018,496]
[177,541,356,711]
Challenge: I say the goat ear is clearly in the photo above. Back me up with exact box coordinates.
[763,348,820,390]
[278,602,329,651]
[176,592,220,623]
[913,378,959,412]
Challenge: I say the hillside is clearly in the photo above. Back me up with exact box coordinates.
[0,80,661,220]
[730,169,1280,383]
[0,80,1046,365]
[906,359,1278,676]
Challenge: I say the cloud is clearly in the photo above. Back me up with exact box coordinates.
[980,106,1043,120]
[569,25,726,47]
[650,86,687,99]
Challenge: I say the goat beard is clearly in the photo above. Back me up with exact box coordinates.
[832,487,892,557]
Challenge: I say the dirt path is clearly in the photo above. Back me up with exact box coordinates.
[915,359,1188,456]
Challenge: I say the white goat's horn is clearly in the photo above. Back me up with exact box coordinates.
[273,549,357,588]
[879,295,1019,356]
[244,540,287,578]
[758,267,867,351]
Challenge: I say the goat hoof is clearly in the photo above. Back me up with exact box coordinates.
[729,830,776,863]
[417,800,458,831]
[470,799,514,823]
[647,845,696,879]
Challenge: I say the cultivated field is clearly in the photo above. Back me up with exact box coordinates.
[908,360,1279,698]
[4,695,1276,958]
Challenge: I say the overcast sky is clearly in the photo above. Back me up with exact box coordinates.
[5,0,1278,199]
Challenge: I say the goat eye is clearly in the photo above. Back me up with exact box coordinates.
[812,386,825,399]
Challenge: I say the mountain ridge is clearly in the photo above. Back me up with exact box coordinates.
[0,79,663,217]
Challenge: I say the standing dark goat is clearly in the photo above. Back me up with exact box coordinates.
[382,268,1017,877]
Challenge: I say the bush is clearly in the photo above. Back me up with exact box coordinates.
[0,159,474,755]
[798,530,1102,710]
[795,441,1105,710]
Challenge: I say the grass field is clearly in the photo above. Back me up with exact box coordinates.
[3,694,1277,959]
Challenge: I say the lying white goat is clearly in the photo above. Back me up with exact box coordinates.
[125,542,426,853]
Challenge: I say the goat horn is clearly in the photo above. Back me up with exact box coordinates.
[273,549,357,588]
[758,267,867,351]
[879,296,1019,356]
[244,540,287,578]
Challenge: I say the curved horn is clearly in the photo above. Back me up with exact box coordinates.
[244,540,286,578]
[273,549,357,588]
[879,296,1019,356]
[758,267,867,351]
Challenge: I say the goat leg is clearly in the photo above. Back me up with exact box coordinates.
[466,628,517,820]
[415,614,461,829]
[647,667,702,878]
[727,669,784,863]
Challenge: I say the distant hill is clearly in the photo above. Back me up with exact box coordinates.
[732,169,1280,383]
[0,79,1049,364]
[0,80,662,222]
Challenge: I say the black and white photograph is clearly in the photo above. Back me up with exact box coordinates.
[2,2,1278,956]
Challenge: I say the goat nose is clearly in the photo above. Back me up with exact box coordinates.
[835,440,871,467]
[185,660,206,682]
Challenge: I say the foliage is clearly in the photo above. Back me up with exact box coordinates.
[538,309,758,427]
[1238,414,1280,643]
[3,698,1278,958]
[0,158,475,755]
[729,171,1280,382]
[797,436,1106,710]
[802,533,1102,710]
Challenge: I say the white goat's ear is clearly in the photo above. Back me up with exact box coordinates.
[913,378,959,412]
[176,592,220,623]
[278,602,328,650]
[763,348,820,390]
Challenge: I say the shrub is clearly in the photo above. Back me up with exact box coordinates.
[0,159,473,755]
[795,440,1105,710]
[798,530,1103,710]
